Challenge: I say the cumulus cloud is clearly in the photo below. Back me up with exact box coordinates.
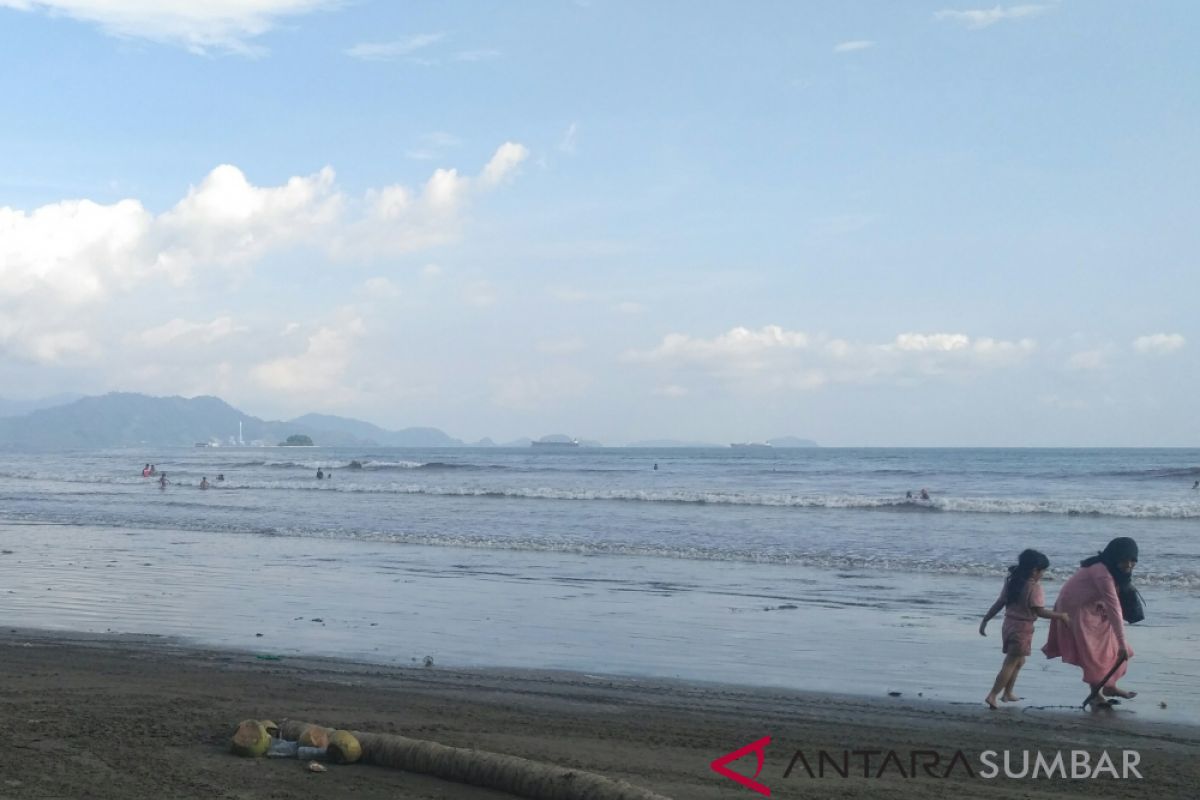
[626,325,1037,390]
[1132,333,1185,355]
[252,315,367,395]
[0,142,527,363]
[833,40,875,53]
[934,4,1050,29]
[0,0,340,54]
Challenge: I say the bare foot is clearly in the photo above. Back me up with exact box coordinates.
[985,694,999,710]
[1109,686,1137,699]
[1001,693,1023,703]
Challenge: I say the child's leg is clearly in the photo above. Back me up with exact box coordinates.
[985,653,1022,709]
[1001,656,1026,701]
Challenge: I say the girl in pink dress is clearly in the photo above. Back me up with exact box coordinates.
[1043,537,1139,707]
[980,549,1068,709]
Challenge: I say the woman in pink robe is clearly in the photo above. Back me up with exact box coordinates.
[1043,537,1139,705]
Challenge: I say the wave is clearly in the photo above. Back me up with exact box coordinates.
[5,511,1195,589]
[5,471,1200,518]
[126,482,1200,519]
[1088,466,1200,480]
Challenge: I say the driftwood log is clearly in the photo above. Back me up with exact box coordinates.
[279,720,672,800]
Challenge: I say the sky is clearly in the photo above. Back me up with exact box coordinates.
[0,0,1197,446]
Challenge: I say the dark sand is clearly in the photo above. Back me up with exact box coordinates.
[0,629,1196,799]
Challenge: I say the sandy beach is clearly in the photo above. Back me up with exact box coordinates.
[0,628,1195,799]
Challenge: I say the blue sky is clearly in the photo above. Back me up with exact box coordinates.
[0,1,1196,445]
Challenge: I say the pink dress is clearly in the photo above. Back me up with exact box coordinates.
[999,580,1044,657]
[1042,563,1132,686]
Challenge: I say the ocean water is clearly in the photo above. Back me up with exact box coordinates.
[1,447,1197,718]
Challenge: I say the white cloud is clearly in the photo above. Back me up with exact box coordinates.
[479,142,530,187]
[833,40,875,53]
[615,301,646,314]
[129,316,248,348]
[346,33,445,61]
[155,164,341,278]
[626,325,1037,390]
[1132,333,1185,355]
[934,4,1050,29]
[252,315,366,395]
[0,143,527,363]
[0,0,340,54]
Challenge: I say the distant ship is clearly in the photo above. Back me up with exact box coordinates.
[532,438,580,448]
[730,442,772,449]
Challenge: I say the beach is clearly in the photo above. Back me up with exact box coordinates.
[1,628,1197,799]
[1,447,1198,796]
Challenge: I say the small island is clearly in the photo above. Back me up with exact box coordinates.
[279,434,314,447]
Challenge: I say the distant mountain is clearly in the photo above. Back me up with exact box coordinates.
[0,393,83,418]
[0,393,461,450]
[767,436,819,448]
[288,414,463,447]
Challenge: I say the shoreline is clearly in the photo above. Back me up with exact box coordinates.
[1,628,1198,798]
[3,519,1197,728]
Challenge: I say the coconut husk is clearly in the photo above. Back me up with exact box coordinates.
[298,724,332,748]
[230,720,270,757]
[327,729,363,764]
[279,720,671,800]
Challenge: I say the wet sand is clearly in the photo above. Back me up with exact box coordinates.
[0,628,1196,799]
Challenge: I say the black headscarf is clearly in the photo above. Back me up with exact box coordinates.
[1081,536,1138,589]
[1081,537,1144,623]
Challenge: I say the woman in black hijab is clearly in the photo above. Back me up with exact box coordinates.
[1042,537,1140,706]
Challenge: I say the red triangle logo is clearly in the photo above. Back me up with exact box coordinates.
[711,736,772,796]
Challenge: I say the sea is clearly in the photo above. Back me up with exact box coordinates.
[1,446,1197,720]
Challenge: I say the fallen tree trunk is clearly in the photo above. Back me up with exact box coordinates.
[279,720,672,800]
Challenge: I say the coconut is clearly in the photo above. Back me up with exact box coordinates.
[260,720,280,738]
[230,720,270,757]
[327,730,363,764]
[298,724,332,748]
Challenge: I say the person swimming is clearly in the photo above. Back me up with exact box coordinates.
[316,468,324,480]
[919,488,930,501]
[216,474,225,482]
[158,473,169,488]
[199,477,210,490]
